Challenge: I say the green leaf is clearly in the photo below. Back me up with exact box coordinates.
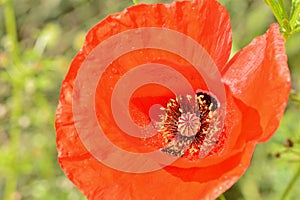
[290,0,300,29]
[265,0,286,27]
[292,26,300,34]
[278,0,289,19]
[132,0,138,5]
[264,0,300,39]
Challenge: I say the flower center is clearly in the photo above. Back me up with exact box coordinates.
[177,112,201,137]
[156,92,224,160]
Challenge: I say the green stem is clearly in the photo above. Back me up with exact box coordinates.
[3,79,23,200]
[290,27,300,34]
[281,164,300,200]
[2,0,23,199]
[3,0,21,68]
[3,175,18,200]
[9,79,22,149]
[132,0,138,5]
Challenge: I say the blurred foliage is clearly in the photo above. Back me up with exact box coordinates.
[264,0,300,39]
[0,0,299,200]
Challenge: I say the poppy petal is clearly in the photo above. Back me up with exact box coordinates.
[56,81,259,199]
[58,135,256,200]
[222,23,291,142]
[65,0,231,80]
[55,1,287,199]
[123,0,232,70]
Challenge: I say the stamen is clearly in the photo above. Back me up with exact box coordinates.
[156,91,223,160]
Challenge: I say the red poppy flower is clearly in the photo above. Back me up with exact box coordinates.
[55,0,291,199]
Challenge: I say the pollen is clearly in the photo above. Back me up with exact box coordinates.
[156,91,224,160]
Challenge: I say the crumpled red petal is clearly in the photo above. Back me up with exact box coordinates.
[122,0,232,70]
[64,0,232,85]
[59,142,256,200]
[222,23,291,142]
[56,81,262,199]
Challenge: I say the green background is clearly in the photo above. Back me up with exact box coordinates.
[0,0,299,199]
